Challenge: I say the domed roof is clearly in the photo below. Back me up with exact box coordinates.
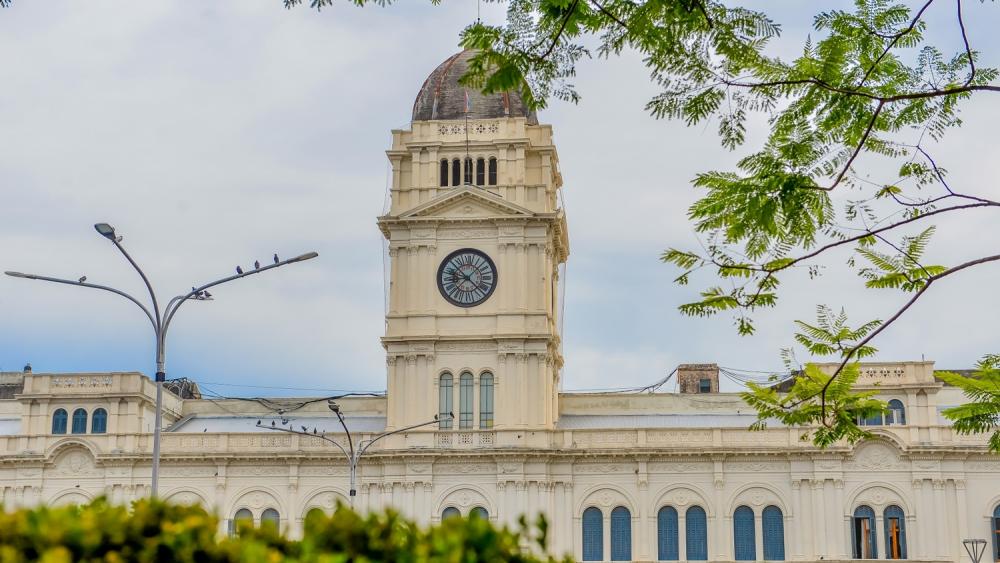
[412,50,538,124]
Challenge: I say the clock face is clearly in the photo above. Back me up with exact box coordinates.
[437,248,498,307]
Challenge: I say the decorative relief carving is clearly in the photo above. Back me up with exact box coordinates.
[300,465,348,476]
[478,432,495,446]
[647,461,712,473]
[646,430,712,444]
[437,342,496,352]
[436,463,494,474]
[161,466,215,477]
[261,436,292,448]
[436,434,452,448]
[229,435,257,449]
[51,376,113,388]
[573,431,637,446]
[53,451,95,476]
[723,431,786,445]
[575,462,625,474]
[166,491,203,505]
[855,485,901,508]
[844,443,905,471]
[726,459,789,472]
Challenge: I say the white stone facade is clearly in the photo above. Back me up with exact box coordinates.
[1,52,997,563]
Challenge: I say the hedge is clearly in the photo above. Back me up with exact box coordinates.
[0,498,572,563]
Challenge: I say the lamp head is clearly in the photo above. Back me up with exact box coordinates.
[94,223,117,240]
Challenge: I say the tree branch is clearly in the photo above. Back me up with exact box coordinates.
[956,0,976,87]
[857,0,936,87]
[534,0,581,60]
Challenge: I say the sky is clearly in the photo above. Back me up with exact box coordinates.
[0,1,997,395]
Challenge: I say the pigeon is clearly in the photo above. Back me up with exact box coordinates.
[78,276,87,283]
[271,420,275,427]
[254,260,260,270]
[236,266,244,275]
[301,425,308,432]
[204,291,212,298]
[256,420,261,426]
[273,253,279,264]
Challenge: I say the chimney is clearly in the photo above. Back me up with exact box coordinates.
[677,364,719,394]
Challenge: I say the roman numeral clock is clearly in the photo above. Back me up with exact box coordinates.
[437,248,497,307]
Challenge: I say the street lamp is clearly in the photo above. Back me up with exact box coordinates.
[963,539,988,563]
[257,407,450,509]
[5,223,319,497]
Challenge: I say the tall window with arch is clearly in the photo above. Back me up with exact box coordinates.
[887,399,906,425]
[686,506,708,561]
[451,159,461,186]
[439,373,453,429]
[883,505,907,559]
[439,159,449,187]
[488,157,497,185]
[442,506,461,520]
[231,508,253,536]
[762,505,785,561]
[261,508,280,530]
[71,408,87,434]
[476,157,485,186]
[610,506,631,561]
[733,505,756,561]
[582,507,603,561]
[471,506,488,520]
[657,506,679,561]
[52,408,68,434]
[852,505,878,559]
[479,372,494,429]
[463,157,473,185]
[459,372,473,429]
[91,408,107,434]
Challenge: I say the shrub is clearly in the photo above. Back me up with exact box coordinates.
[0,499,571,563]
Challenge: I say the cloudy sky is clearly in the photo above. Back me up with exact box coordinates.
[1,1,997,395]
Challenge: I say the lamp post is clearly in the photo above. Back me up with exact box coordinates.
[5,223,319,497]
[963,539,988,563]
[257,405,449,509]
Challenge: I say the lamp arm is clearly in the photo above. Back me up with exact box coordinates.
[258,424,351,459]
[110,240,162,332]
[357,417,443,458]
[4,272,156,333]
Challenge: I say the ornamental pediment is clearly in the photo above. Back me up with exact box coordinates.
[397,186,535,220]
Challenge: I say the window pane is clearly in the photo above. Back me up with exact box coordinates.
[261,508,280,529]
[887,399,906,425]
[762,506,785,561]
[582,507,603,561]
[853,505,877,559]
[611,506,632,561]
[686,506,708,561]
[91,408,107,434]
[440,159,449,187]
[488,157,497,185]
[733,505,756,561]
[439,374,453,429]
[71,409,87,434]
[232,508,253,536]
[52,409,68,434]
[476,158,485,186]
[459,373,473,429]
[442,506,461,519]
[452,159,461,186]
[479,373,494,429]
[658,506,679,561]
[471,506,488,520]
[464,157,473,184]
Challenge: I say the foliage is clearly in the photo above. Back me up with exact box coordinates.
[938,354,1000,451]
[743,362,885,447]
[0,498,570,563]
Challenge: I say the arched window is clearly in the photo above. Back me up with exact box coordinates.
[439,373,453,429]
[440,159,449,187]
[733,505,756,561]
[582,507,603,561]
[91,408,107,434]
[471,506,488,520]
[762,505,785,561]
[887,399,906,425]
[686,506,708,561]
[231,508,253,536]
[71,408,87,434]
[610,506,631,561]
[657,506,679,561]
[860,411,884,426]
[883,505,907,559]
[488,157,497,185]
[992,505,1000,562]
[476,157,486,186]
[261,508,280,529]
[464,157,473,184]
[479,372,494,429]
[452,159,461,186]
[459,372,473,429]
[52,409,68,434]
[852,505,877,559]
[442,506,461,519]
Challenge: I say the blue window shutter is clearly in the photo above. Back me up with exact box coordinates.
[762,506,785,561]
[993,507,1000,562]
[610,506,631,561]
[583,507,603,561]
[52,409,68,434]
[71,408,87,434]
[658,506,679,561]
[883,506,906,559]
[733,505,756,561]
[91,408,107,434]
[853,506,877,559]
[686,506,708,561]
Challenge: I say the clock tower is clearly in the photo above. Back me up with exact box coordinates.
[379,50,569,439]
